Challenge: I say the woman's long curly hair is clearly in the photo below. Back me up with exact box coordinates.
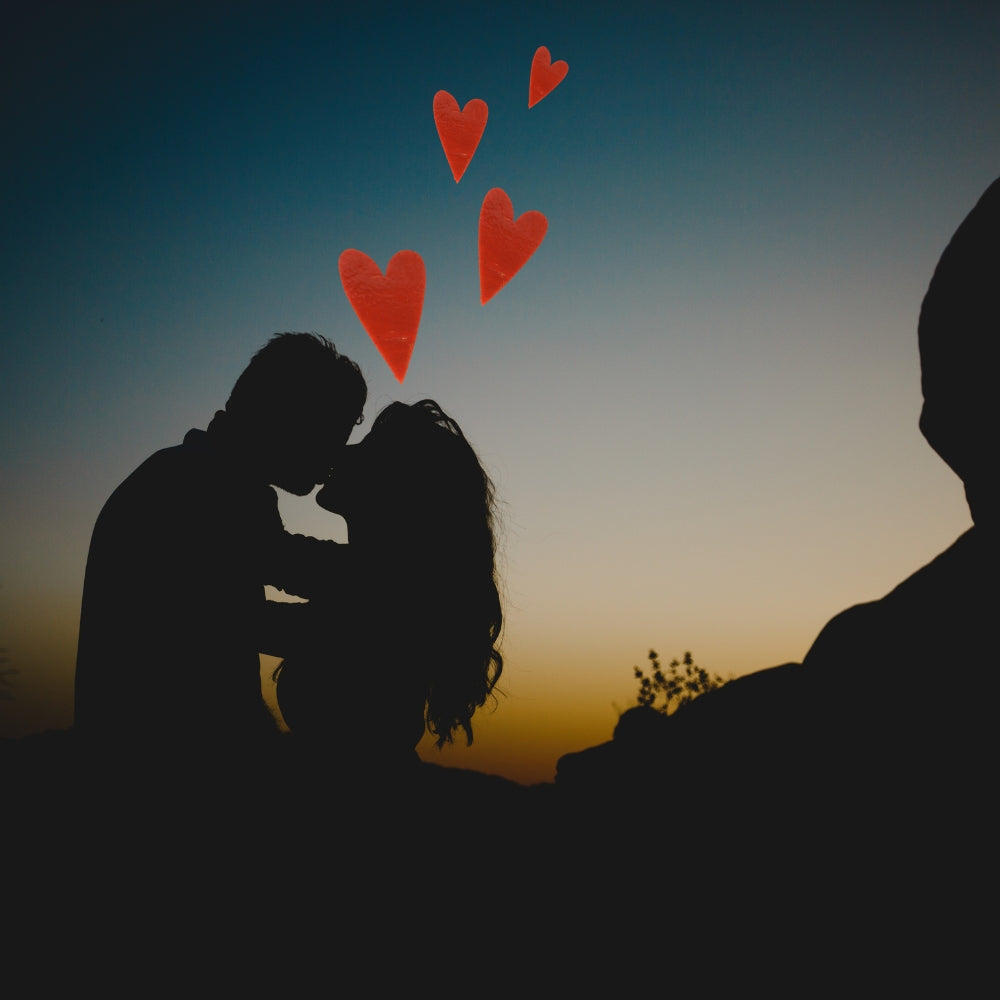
[358,399,504,747]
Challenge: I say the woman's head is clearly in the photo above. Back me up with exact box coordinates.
[319,400,489,537]
[317,400,504,746]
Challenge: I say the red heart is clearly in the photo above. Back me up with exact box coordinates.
[338,249,425,383]
[478,188,548,305]
[433,90,488,183]
[528,46,568,108]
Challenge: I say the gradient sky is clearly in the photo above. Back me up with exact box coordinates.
[2,1,997,784]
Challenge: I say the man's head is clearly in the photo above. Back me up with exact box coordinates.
[225,332,367,494]
[917,176,1000,528]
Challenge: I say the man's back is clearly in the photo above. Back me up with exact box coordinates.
[74,427,281,750]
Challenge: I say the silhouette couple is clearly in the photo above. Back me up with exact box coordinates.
[73,333,503,788]
[57,177,998,983]
[73,174,996,832]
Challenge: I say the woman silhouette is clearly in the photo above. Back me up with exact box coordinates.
[266,399,504,780]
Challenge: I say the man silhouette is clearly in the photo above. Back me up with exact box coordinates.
[73,333,366,758]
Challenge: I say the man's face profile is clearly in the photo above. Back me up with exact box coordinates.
[266,405,357,495]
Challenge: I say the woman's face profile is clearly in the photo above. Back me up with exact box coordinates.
[315,431,399,520]
[316,441,363,516]
[316,409,442,535]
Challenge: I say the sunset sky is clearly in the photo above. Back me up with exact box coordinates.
[2,1,997,784]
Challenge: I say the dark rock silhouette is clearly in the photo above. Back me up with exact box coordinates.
[917,177,1000,529]
[552,179,999,973]
[794,176,999,804]
[558,176,998,804]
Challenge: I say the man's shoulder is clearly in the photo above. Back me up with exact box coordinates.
[97,429,252,527]
[109,433,208,496]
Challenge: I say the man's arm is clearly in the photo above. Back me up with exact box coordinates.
[251,485,357,600]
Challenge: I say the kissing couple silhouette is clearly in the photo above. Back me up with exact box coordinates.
[74,333,504,797]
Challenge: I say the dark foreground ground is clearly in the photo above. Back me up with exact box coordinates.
[5,723,992,992]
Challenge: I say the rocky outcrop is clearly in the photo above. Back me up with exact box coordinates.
[555,177,1000,837]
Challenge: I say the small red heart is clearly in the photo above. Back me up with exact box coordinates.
[528,46,568,108]
[478,188,548,305]
[433,90,488,183]
[339,249,425,383]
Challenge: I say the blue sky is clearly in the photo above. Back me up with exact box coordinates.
[2,1,997,782]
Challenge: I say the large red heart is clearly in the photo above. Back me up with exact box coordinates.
[478,188,548,305]
[338,249,425,383]
[433,90,488,183]
[528,46,568,108]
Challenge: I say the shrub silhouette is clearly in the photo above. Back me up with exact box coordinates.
[633,650,726,715]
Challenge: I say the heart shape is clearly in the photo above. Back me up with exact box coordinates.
[433,90,488,183]
[478,188,548,305]
[339,249,425,383]
[528,46,568,108]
